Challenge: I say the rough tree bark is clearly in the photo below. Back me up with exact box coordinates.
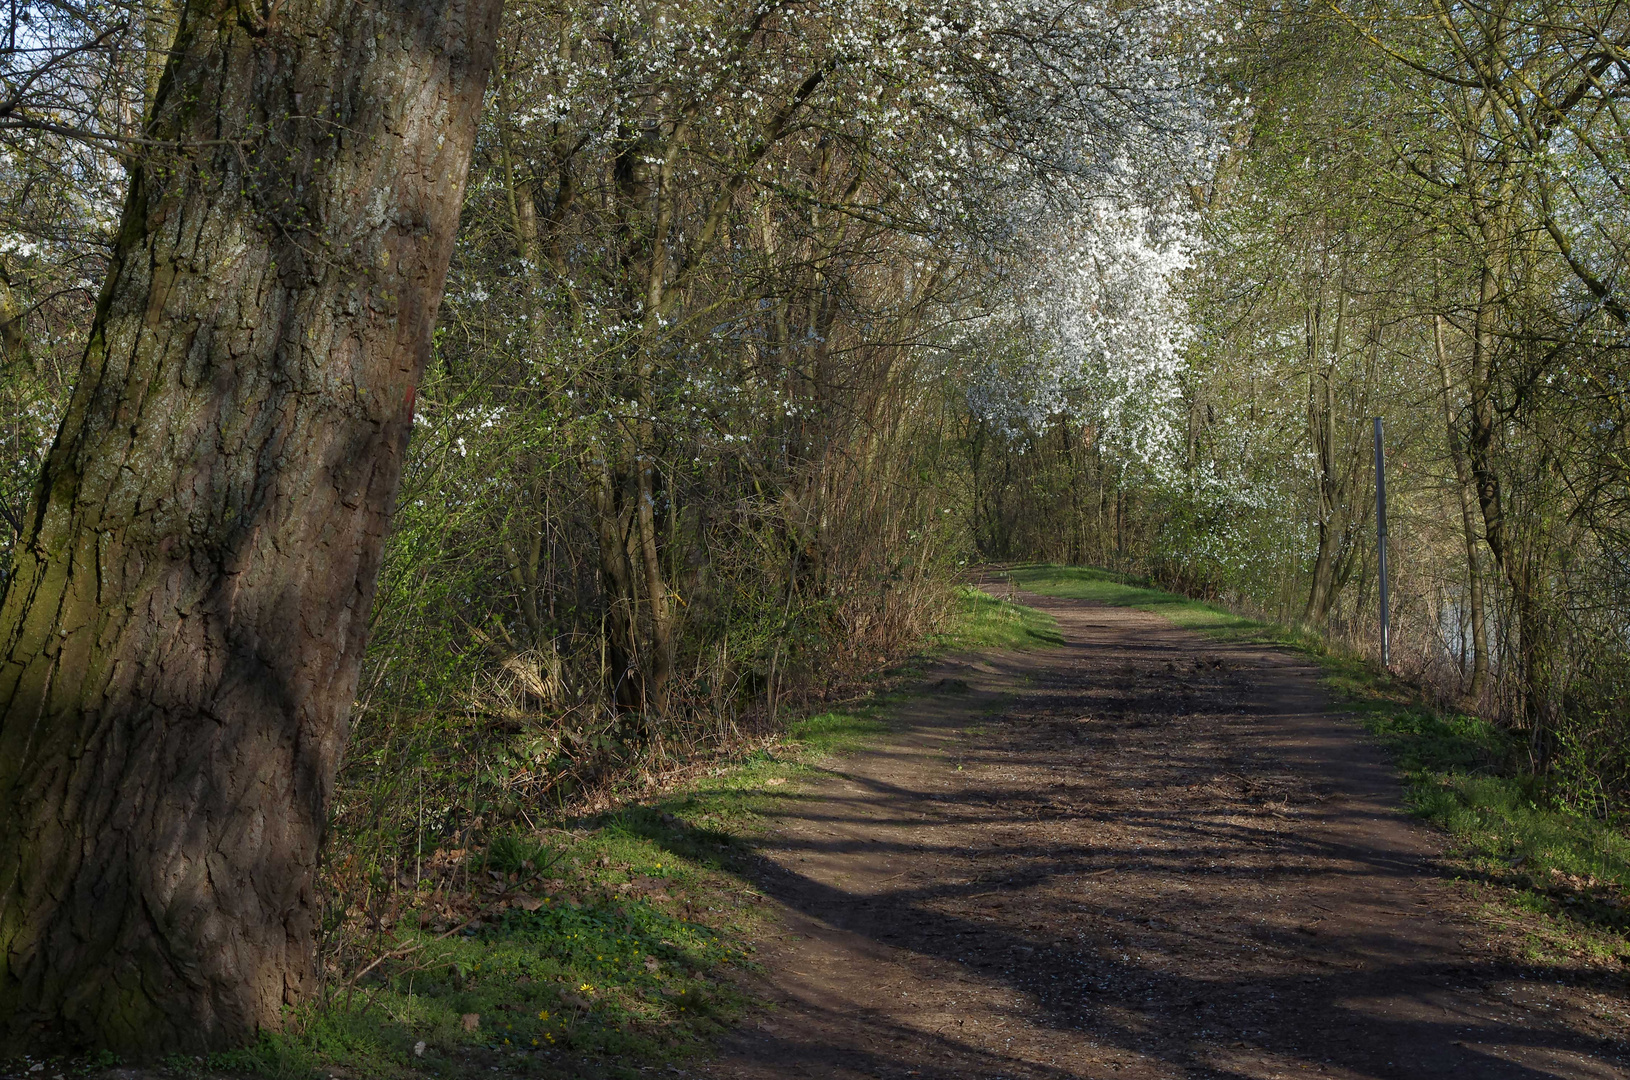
[0,262,28,372]
[0,0,501,1056]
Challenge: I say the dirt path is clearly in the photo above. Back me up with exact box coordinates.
[700,591,1629,1080]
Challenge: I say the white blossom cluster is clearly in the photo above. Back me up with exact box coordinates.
[482,0,1219,460]
[960,192,1203,476]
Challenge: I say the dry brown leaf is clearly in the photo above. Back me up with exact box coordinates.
[461,1013,480,1032]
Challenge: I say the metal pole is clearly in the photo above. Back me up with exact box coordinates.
[1373,417,1390,668]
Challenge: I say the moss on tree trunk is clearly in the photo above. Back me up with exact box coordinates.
[0,0,501,1057]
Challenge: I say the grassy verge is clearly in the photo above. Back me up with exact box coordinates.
[999,564,1314,645]
[203,724,896,1080]
[936,583,1063,652]
[212,718,916,1080]
[1007,562,1630,962]
[136,585,1052,1080]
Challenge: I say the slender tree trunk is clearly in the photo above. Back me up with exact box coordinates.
[1464,216,1551,742]
[0,262,28,372]
[497,75,555,359]
[591,457,642,709]
[1462,207,1552,733]
[1115,486,1125,566]
[1303,368,1342,624]
[503,488,546,642]
[0,0,501,1056]
[1467,242,1507,577]
[634,447,676,715]
[1434,314,1488,699]
[1303,292,1346,626]
[497,91,556,644]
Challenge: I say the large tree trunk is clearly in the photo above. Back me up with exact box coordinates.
[0,0,500,1057]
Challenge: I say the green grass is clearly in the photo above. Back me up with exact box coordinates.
[936,583,1062,651]
[1012,561,1630,955]
[1001,563,1307,642]
[1348,693,1630,950]
[204,683,925,1080]
[214,823,758,1079]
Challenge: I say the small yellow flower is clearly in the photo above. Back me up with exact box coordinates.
[579,982,593,992]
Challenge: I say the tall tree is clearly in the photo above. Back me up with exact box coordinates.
[0,0,501,1057]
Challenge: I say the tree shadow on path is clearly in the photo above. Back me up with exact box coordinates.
[687,593,1629,1080]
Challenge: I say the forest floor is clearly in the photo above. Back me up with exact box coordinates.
[696,585,1630,1080]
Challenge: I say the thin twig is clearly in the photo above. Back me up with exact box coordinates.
[342,917,478,990]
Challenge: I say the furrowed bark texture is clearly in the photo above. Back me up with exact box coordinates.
[0,0,500,1056]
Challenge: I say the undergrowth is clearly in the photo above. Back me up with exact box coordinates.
[1008,562,1630,960]
[168,584,1051,1080]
